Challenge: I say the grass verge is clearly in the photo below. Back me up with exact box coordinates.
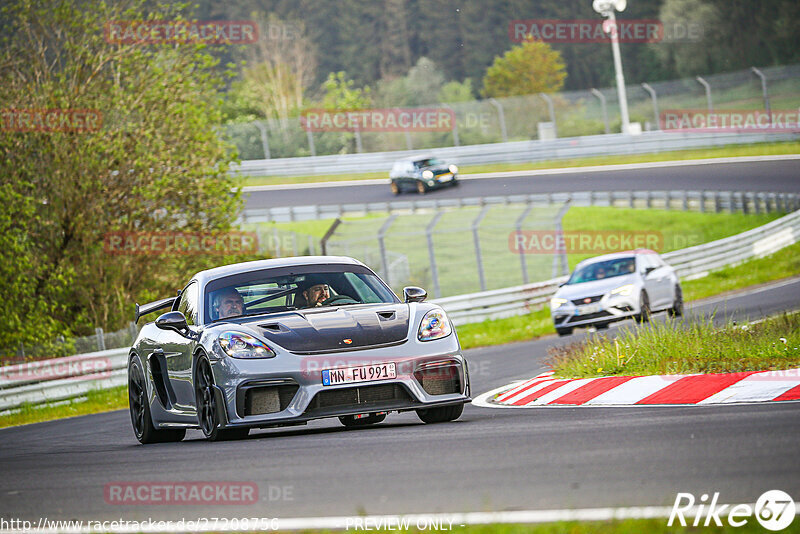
[236,140,800,187]
[548,312,800,378]
[0,385,127,429]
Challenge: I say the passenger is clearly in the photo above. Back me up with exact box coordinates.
[595,266,607,280]
[212,287,244,320]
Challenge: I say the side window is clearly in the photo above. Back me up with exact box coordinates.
[177,282,199,325]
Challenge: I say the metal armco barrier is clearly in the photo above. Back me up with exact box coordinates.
[241,190,800,223]
[2,208,799,411]
[230,131,800,178]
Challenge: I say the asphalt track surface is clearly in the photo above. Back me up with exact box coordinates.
[244,159,800,210]
[1,277,799,522]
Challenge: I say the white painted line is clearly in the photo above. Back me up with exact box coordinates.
[239,154,800,192]
[526,378,598,405]
[585,375,679,405]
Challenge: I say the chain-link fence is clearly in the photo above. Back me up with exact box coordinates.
[224,64,800,160]
[321,202,568,298]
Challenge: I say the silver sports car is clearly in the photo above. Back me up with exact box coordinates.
[550,249,683,336]
[128,256,470,443]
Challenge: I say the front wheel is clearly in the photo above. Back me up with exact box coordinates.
[669,285,684,317]
[556,327,573,337]
[128,356,185,444]
[195,357,248,441]
[416,181,427,195]
[416,403,463,424]
[634,291,651,323]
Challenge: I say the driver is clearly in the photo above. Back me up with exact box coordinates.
[298,275,330,307]
[595,266,607,279]
[212,287,244,319]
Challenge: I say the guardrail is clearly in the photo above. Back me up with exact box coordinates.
[433,208,800,325]
[0,348,128,412]
[231,130,800,178]
[2,207,799,411]
[241,190,800,223]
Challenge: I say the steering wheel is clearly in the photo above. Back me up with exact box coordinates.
[321,295,359,306]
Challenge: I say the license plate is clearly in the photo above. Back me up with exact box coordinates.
[438,173,453,182]
[322,363,397,386]
[575,303,602,316]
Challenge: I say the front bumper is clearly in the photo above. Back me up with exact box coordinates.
[551,293,639,329]
[210,341,470,429]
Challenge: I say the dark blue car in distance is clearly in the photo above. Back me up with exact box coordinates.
[389,155,459,195]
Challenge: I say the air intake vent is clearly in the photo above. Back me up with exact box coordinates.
[304,384,412,415]
[414,364,462,395]
[241,385,299,416]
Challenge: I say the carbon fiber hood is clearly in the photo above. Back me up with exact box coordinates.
[252,304,410,353]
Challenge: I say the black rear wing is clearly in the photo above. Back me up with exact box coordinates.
[135,297,177,323]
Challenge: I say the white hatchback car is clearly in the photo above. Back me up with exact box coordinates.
[550,249,683,336]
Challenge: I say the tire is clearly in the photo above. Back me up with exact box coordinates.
[634,291,651,323]
[128,356,185,444]
[669,285,684,317]
[594,322,610,330]
[390,182,400,195]
[416,181,427,195]
[556,327,573,337]
[451,179,459,187]
[416,403,464,424]
[339,413,387,427]
[195,356,247,441]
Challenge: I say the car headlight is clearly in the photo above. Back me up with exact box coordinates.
[418,309,452,341]
[422,170,434,179]
[449,164,458,174]
[550,297,568,309]
[610,284,634,296]
[217,331,276,359]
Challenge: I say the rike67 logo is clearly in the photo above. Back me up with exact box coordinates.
[669,490,795,531]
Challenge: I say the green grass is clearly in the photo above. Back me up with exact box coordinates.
[548,311,800,379]
[683,241,800,301]
[0,385,127,429]
[457,308,555,350]
[235,140,800,187]
[561,207,783,268]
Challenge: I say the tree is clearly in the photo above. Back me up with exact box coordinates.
[438,79,475,103]
[652,0,722,77]
[224,15,317,126]
[0,0,251,356]
[319,72,371,111]
[481,39,567,98]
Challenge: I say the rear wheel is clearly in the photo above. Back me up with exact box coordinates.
[390,182,400,195]
[556,327,573,337]
[416,403,463,424]
[195,357,248,441]
[635,291,651,323]
[669,285,684,317]
[128,356,185,444]
[416,181,427,194]
[339,413,387,427]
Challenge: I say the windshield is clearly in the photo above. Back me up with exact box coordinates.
[566,257,635,285]
[415,158,444,168]
[204,265,398,322]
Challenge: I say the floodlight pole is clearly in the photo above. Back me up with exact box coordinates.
[607,11,631,134]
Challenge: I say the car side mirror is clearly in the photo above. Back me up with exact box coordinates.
[155,311,189,333]
[403,286,427,303]
[643,266,656,277]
